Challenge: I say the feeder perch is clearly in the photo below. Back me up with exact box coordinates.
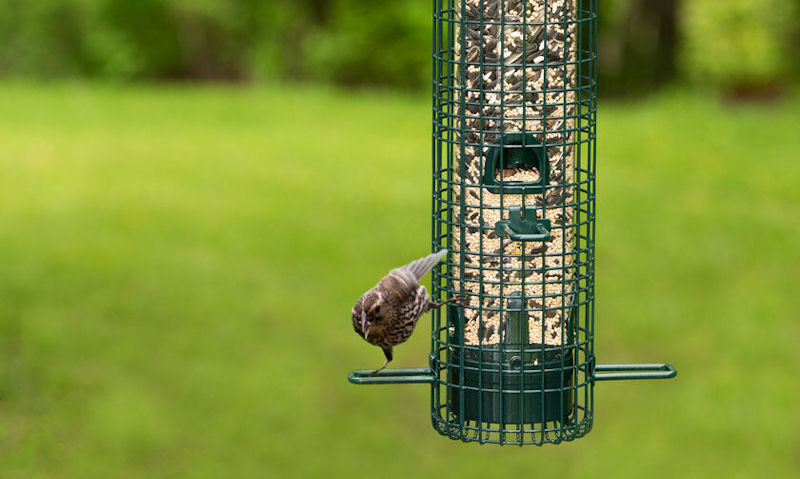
[349,0,676,445]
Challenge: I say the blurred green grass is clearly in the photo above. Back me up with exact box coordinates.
[0,83,798,478]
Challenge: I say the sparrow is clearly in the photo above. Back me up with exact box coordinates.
[352,249,465,375]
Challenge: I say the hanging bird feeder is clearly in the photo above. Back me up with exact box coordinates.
[349,0,676,445]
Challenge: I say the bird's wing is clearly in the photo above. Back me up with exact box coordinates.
[391,249,447,283]
[378,250,446,304]
[380,269,421,303]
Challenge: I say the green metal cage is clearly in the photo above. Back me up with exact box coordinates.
[349,0,676,446]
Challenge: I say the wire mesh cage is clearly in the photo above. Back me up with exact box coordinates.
[349,0,676,446]
[431,0,590,445]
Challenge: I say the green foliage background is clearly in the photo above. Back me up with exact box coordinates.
[682,0,798,87]
[0,0,431,89]
[0,0,798,91]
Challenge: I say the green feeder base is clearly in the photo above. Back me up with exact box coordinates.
[449,345,575,424]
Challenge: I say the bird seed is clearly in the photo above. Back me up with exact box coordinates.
[450,0,578,347]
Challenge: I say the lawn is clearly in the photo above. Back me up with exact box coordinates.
[1,83,798,478]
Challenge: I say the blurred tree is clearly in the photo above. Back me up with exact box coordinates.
[245,1,303,81]
[0,0,88,77]
[0,0,796,93]
[89,0,175,79]
[795,10,800,79]
[681,0,797,99]
[302,0,429,89]
[598,0,679,96]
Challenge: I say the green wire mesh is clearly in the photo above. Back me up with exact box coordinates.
[430,0,597,445]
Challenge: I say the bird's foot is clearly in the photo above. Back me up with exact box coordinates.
[449,294,468,308]
[432,294,468,309]
[368,359,390,376]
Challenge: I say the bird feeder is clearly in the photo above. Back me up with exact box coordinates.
[349,0,676,445]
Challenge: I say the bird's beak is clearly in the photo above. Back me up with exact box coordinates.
[361,311,368,339]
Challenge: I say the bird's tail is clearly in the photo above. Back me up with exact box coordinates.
[397,249,448,283]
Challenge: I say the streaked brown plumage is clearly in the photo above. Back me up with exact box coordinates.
[352,249,464,375]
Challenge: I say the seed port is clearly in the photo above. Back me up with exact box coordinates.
[483,134,549,194]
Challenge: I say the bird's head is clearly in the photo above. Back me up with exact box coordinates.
[352,291,385,341]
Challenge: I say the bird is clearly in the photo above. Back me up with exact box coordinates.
[352,249,465,375]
